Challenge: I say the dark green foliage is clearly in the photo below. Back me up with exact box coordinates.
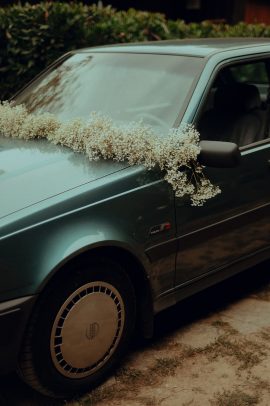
[1,2,270,99]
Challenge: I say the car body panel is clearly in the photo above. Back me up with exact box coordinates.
[0,136,127,219]
[0,295,36,374]
[0,161,176,303]
[175,144,270,285]
[82,38,270,58]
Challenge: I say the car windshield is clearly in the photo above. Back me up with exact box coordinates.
[14,52,204,132]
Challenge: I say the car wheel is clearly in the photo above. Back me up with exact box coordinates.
[18,258,136,398]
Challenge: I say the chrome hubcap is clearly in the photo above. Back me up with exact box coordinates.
[50,281,125,378]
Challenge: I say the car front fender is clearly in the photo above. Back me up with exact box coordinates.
[0,210,150,302]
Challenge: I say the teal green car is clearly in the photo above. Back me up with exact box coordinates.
[1,38,270,398]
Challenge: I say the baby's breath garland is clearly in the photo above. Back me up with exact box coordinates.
[0,101,220,206]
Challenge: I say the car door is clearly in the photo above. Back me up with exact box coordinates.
[174,56,270,290]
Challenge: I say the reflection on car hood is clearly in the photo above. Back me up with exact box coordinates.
[0,136,126,219]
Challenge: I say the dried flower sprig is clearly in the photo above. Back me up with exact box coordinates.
[0,102,220,205]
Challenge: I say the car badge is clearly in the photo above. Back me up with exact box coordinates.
[149,222,171,235]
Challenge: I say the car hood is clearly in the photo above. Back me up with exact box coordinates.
[0,136,126,219]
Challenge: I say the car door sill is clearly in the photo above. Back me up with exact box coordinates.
[153,244,270,314]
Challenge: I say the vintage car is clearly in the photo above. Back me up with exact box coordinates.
[0,38,270,398]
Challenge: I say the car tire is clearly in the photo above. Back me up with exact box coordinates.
[18,258,136,398]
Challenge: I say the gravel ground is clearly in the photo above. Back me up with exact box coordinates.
[1,260,270,406]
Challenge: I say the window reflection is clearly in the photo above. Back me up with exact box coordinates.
[15,53,203,132]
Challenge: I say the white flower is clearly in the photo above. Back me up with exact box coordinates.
[0,101,221,206]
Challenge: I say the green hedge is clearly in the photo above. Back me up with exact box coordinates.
[1,2,270,99]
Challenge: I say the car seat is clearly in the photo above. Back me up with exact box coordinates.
[198,83,266,147]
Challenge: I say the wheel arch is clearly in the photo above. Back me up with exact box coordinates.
[39,245,154,339]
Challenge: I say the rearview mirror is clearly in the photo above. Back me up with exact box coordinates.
[198,141,241,168]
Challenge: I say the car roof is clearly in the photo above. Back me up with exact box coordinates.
[81,38,270,58]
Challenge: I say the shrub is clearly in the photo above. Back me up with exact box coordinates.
[0,2,270,99]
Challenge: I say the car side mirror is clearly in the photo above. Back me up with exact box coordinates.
[198,140,241,168]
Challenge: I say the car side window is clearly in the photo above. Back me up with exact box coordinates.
[197,59,270,148]
[230,61,268,83]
